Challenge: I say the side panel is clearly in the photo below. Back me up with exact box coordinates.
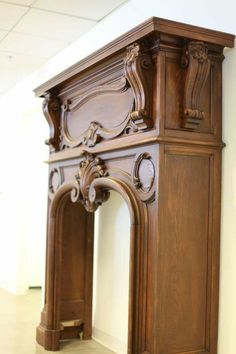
[157,145,219,354]
[60,198,94,339]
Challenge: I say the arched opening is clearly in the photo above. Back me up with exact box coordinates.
[37,174,146,353]
[48,184,134,354]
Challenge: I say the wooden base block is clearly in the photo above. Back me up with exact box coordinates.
[36,325,61,351]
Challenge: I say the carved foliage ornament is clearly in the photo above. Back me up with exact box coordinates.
[71,152,110,212]
[59,41,153,150]
[182,41,211,130]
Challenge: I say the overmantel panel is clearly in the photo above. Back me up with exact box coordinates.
[35,17,234,354]
[37,19,233,159]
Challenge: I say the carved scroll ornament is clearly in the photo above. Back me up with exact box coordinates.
[42,91,61,152]
[71,152,110,212]
[182,41,211,130]
[124,42,153,133]
[60,42,153,149]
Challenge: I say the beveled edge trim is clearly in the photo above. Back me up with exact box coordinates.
[34,17,234,97]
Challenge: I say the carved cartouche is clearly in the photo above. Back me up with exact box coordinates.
[71,152,110,212]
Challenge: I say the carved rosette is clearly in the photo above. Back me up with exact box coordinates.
[182,41,211,130]
[43,91,61,152]
[71,152,110,212]
[132,152,155,202]
[124,42,153,133]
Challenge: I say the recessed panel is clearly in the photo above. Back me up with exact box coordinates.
[159,151,211,353]
[165,55,212,133]
[60,198,94,322]
[63,87,133,145]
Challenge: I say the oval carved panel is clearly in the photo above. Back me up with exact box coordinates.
[132,152,155,202]
[138,158,155,192]
[49,168,63,198]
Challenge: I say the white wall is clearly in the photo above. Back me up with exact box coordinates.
[0,91,48,293]
[0,0,235,353]
[218,47,236,354]
[93,192,130,353]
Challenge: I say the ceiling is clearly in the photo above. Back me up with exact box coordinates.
[0,0,127,97]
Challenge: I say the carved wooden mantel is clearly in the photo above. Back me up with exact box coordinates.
[34,17,234,354]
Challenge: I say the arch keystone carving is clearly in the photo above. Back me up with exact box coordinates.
[71,152,110,212]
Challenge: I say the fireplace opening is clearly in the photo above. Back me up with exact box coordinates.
[93,191,130,353]
[58,189,130,354]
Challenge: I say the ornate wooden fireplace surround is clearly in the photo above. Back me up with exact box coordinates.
[34,18,234,354]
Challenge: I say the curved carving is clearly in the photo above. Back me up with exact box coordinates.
[124,42,153,132]
[43,91,61,152]
[132,152,155,202]
[182,41,211,130]
[60,78,133,148]
[69,77,127,112]
[48,167,63,199]
[71,152,110,212]
[59,42,153,150]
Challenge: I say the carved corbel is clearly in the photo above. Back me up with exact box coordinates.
[71,152,110,212]
[181,41,211,130]
[124,42,153,132]
[42,91,61,152]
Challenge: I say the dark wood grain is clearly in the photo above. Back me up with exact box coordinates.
[35,17,234,354]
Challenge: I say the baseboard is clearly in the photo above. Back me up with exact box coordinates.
[92,326,126,354]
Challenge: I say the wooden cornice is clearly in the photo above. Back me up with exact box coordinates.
[34,17,234,97]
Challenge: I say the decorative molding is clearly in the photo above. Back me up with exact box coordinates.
[71,152,110,212]
[42,91,61,152]
[60,78,132,149]
[132,152,155,203]
[181,41,211,130]
[59,42,153,150]
[68,77,127,112]
[48,168,63,199]
[124,42,153,133]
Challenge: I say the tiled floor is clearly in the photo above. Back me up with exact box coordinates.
[0,288,115,353]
